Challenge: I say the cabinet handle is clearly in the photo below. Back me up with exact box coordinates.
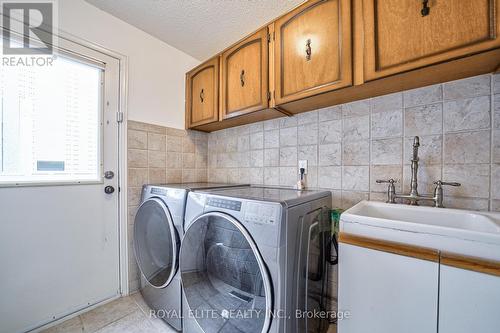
[305,39,312,61]
[421,0,430,16]
[200,89,204,103]
[240,70,245,87]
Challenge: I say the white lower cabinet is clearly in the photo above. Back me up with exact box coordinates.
[338,243,439,333]
[439,265,500,333]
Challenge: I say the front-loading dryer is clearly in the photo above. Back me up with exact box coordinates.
[133,183,248,331]
[180,186,332,333]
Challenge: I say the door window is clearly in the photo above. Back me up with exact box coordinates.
[0,44,103,185]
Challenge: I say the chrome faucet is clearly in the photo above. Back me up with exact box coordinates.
[376,136,461,208]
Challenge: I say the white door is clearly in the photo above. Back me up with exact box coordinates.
[0,36,121,333]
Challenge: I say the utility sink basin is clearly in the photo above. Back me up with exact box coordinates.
[341,201,500,260]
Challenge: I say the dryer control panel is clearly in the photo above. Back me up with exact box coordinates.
[244,202,279,225]
[206,197,242,211]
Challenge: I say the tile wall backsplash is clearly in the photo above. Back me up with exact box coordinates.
[127,120,208,291]
[207,73,500,212]
[127,73,500,292]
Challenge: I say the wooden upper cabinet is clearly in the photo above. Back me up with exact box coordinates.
[186,57,219,128]
[362,0,500,81]
[274,0,352,105]
[220,28,269,119]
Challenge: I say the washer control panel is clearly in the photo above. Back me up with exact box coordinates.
[207,197,242,211]
[244,202,279,225]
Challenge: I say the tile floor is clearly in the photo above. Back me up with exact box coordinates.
[42,293,337,333]
[41,293,176,333]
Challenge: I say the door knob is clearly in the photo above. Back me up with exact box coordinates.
[104,171,114,179]
[104,186,115,194]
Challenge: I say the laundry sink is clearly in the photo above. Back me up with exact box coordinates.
[340,201,500,260]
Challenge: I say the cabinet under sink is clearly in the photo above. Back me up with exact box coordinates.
[337,201,500,333]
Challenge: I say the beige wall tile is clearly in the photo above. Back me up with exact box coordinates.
[237,168,251,183]
[443,75,491,100]
[182,153,195,168]
[166,169,182,183]
[238,135,250,151]
[148,151,166,168]
[279,147,297,167]
[342,99,370,117]
[298,122,319,145]
[343,116,369,142]
[238,151,251,168]
[147,133,166,151]
[371,93,402,113]
[444,130,490,164]
[341,191,369,210]
[404,103,442,136]
[127,187,142,206]
[297,110,318,125]
[250,167,264,184]
[491,200,500,212]
[182,136,196,153]
[128,168,148,187]
[493,130,500,164]
[250,150,264,167]
[319,119,342,144]
[279,167,297,186]
[342,166,369,191]
[148,168,165,183]
[404,85,442,108]
[166,152,182,169]
[182,169,195,182]
[371,138,403,165]
[371,109,403,138]
[443,164,490,198]
[403,165,441,194]
[319,105,342,121]
[319,143,342,166]
[279,127,298,147]
[443,96,490,132]
[264,167,280,186]
[250,131,264,150]
[263,119,280,131]
[305,166,318,188]
[128,149,148,168]
[494,74,500,94]
[128,120,165,134]
[493,94,500,129]
[195,154,208,169]
[264,129,279,148]
[167,136,182,152]
[343,140,369,166]
[279,117,297,128]
[128,129,148,149]
[195,169,208,182]
[318,166,342,189]
[264,148,279,167]
[443,197,489,211]
[166,127,187,137]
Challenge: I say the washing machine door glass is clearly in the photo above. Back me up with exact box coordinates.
[180,212,272,333]
[134,198,179,288]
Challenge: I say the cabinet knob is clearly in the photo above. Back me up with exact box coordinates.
[421,0,430,16]
[305,39,312,61]
[200,88,204,103]
[240,69,245,87]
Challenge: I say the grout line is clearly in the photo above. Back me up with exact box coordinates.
[489,74,494,211]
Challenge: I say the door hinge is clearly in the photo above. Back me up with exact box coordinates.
[267,91,272,101]
[116,111,124,123]
[267,33,271,43]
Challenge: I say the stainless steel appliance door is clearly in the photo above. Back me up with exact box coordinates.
[134,198,179,288]
[180,212,272,333]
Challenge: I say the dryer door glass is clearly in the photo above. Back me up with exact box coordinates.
[134,198,179,288]
[180,212,272,333]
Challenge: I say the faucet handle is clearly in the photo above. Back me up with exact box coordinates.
[376,178,397,184]
[376,179,397,204]
[434,180,461,187]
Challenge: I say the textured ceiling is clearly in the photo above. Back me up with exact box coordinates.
[84,0,304,60]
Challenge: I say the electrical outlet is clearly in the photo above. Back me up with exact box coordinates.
[298,160,308,174]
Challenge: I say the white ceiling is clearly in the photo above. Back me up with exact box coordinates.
[84,0,303,60]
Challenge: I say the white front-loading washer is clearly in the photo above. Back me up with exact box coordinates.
[133,183,248,331]
[180,186,332,333]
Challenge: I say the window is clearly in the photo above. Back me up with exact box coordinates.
[0,48,103,185]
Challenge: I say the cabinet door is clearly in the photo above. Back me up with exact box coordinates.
[186,57,219,128]
[439,264,500,333]
[363,0,500,81]
[274,0,352,105]
[221,28,269,119]
[338,243,439,333]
